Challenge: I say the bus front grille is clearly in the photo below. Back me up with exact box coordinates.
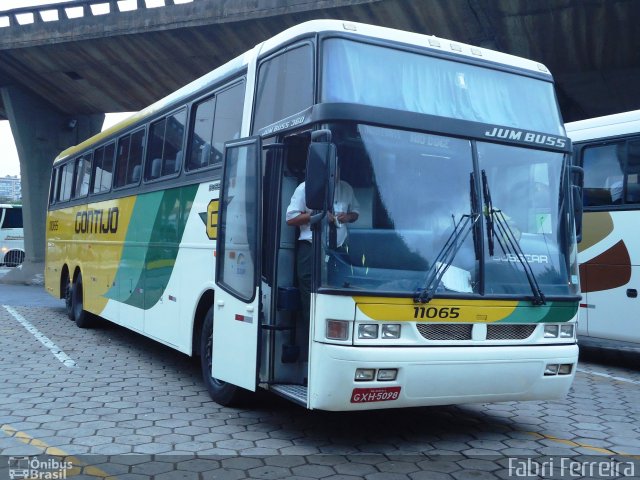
[415,323,537,341]
[416,324,473,340]
[486,324,537,340]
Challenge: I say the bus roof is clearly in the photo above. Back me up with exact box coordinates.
[565,110,640,142]
[54,19,553,164]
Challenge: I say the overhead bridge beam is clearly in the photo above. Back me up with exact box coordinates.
[0,0,382,48]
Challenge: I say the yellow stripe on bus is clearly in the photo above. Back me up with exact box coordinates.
[45,197,137,315]
[353,297,519,322]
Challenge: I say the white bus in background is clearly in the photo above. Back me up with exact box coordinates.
[566,110,640,347]
[0,204,24,267]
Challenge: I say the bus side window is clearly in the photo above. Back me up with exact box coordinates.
[252,44,313,132]
[163,108,186,176]
[92,142,115,193]
[114,129,145,188]
[74,153,92,198]
[59,162,74,202]
[187,80,244,172]
[145,109,186,181]
[188,97,215,171]
[114,135,131,188]
[626,139,640,203]
[582,143,624,206]
[101,143,115,192]
[127,129,145,185]
[54,166,63,202]
[92,146,105,193]
[49,167,58,204]
[146,118,167,180]
[2,206,22,228]
[211,82,244,166]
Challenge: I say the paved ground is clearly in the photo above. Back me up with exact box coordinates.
[0,281,639,479]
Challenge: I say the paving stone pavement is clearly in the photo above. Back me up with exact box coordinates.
[0,287,639,479]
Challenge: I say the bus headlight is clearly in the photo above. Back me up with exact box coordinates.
[558,364,573,375]
[377,369,398,381]
[358,324,378,339]
[544,325,559,338]
[544,364,559,376]
[560,324,575,339]
[381,324,401,339]
[326,319,350,340]
[355,368,376,381]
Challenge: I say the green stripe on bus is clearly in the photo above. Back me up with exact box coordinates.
[104,184,198,309]
[497,301,578,323]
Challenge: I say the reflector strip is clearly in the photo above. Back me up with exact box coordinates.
[235,314,253,324]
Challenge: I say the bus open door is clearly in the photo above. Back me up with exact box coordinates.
[211,137,262,392]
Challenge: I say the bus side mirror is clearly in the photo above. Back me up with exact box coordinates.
[571,165,584,243]
[305,134,335,212]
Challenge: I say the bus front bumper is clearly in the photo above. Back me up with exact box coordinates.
[308,342,578,411]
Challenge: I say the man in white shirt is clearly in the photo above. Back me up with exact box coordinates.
[286,176,359,323]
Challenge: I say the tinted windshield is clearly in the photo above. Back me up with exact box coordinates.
[321,124,579,298]
[322,38,563,135]
[1,207,22,229]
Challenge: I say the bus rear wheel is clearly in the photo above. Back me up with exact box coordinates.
[64,275,73,321]
[200,306,246,406]
[72,272,92,328]
[4,250,24,267]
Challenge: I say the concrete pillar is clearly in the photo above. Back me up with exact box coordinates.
[1,85,104,284]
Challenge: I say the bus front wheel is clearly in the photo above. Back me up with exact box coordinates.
[200,306,246,406]
[72,272,92,328]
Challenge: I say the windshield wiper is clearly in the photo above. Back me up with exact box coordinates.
[415,211,479,304]
[470,171,482,262]
[481,170,546,306]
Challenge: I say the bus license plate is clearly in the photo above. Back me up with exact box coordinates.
[350,386,401,403]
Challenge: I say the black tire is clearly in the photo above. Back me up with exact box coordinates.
[72,272,92,328]
[64,274,74,321]
[200,306,247,406]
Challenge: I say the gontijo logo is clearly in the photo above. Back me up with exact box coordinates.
[74,207,119,234]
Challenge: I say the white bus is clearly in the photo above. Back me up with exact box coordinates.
[46,20,581,411]
[0,204,24,267]
[566,110,640,347]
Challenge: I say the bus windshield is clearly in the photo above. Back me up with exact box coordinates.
[321,123,579,298]
[322,38,563,135]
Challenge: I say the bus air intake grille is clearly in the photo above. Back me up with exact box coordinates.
[486,324,536,340]
[416,324,473,341]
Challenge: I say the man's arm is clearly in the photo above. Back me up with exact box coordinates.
[286,183,310,226]
[287,212,311,226]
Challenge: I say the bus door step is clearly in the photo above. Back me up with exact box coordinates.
[270,384,307,406]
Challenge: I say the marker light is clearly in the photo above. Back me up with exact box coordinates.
[381,324,401,339]
[560,324,575,339]
[544,364,560,376]
[326,320,350,340]
[544,325,559,338]
[377,369,398,381]
[358,324,378,339]
[355,368,375,381]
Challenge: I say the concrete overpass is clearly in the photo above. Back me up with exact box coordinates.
[1,0,639,282]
